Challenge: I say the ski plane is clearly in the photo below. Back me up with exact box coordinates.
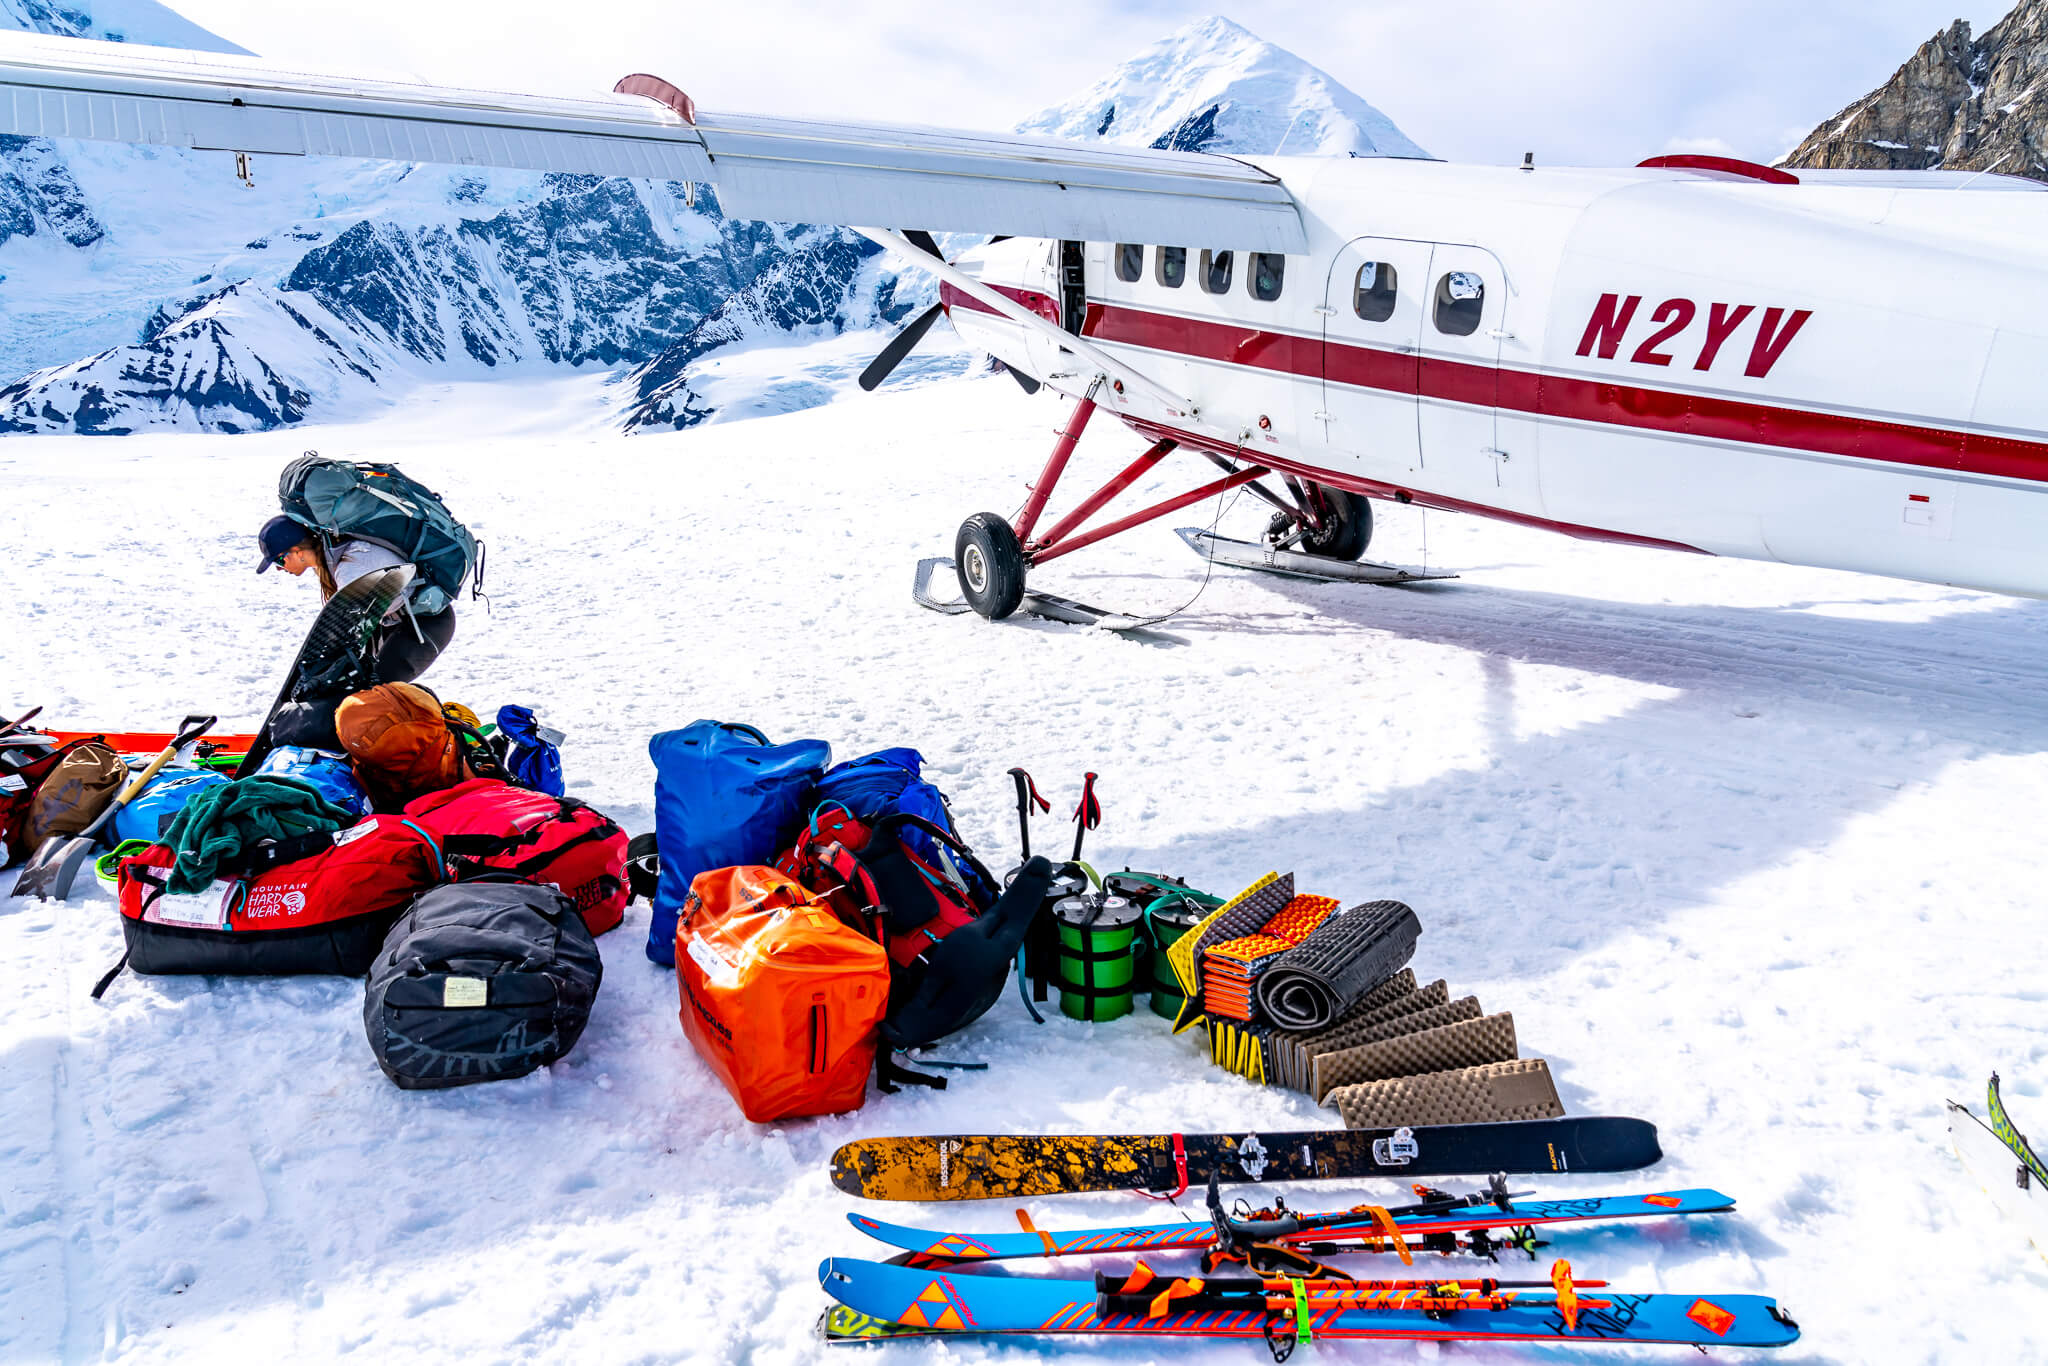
[8,31,2048,623]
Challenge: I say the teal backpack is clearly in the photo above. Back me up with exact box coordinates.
[278,453,480,614]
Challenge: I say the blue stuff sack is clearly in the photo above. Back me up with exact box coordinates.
[111,768,231,844]
[496,705,565,797]
[646,721,831,967]
[252,747,372,821]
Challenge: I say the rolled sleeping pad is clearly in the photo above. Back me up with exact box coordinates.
[1254,899,1422,1032]
[1053,893,1141,1022]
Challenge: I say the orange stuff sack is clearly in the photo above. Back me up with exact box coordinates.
[676,865,889,1123]
[336,683,465,810]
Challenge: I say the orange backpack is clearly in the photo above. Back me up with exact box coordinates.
[675,865,889,1123]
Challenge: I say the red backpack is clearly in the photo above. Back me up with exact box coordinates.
[402,778,628,935]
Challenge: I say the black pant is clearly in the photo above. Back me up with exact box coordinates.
[370,606,457,687]
[271,608,458,750]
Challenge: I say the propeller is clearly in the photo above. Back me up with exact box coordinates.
[859,228,1040,394]
[859,303,944,392]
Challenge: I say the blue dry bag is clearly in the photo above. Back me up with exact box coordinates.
[111,768,231,844]
[646,721,831,967]
[252,747,372,821]
[496,705,565,797]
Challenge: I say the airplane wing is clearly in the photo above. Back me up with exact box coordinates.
[0,31,1307,253]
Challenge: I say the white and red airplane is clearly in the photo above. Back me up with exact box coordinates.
[6,31,2047,623]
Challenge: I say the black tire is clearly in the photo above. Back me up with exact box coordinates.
[1300,486,1373,561]
[956,513,1026,620]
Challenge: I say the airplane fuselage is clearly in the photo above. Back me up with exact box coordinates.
[945,156,2048,597]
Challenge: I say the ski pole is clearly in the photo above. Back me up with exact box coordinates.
[1071,772,1101,862]
[1008,767,1049,861]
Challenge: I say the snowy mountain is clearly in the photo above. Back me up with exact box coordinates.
[0,10,1423,436]
[614,15,1428,432]
[1018,14,1426,158]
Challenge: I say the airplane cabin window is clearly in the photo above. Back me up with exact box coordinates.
[1249,253,1285,302]
[1156,246,1187,288]
[1354,262,1398,322]
[1434,271,1485,337]
[1115,243,1144,283]
[1200,249,1234,295]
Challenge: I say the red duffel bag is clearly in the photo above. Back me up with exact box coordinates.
[402,778,628,935]
[112,816,445,983]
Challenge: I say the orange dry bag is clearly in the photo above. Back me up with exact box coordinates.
[676,865,889,1123]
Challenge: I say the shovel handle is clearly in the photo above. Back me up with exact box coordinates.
[106,715,218,812]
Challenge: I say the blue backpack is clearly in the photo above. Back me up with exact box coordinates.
[496,705,565,797]
[813,749,995,905]
[646,721,831,967]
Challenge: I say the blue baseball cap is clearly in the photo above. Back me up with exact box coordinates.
[256,515,306,573]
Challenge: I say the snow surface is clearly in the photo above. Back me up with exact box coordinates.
[4,371,2048,1363]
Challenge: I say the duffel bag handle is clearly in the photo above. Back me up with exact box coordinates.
[717,722,769,745]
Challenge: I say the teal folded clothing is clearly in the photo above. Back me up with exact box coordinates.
[161,775,354,894]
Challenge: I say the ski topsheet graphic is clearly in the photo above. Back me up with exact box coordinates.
[814,1255,1801,1349]
[847,1188,1735,1267]
[829,1117,1662,1201]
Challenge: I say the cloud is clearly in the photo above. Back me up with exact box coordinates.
[165,0,2021,165]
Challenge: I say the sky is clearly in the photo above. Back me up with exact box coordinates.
[162,0,2021,166]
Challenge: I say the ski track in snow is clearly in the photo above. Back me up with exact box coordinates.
[2,372,2046,1363]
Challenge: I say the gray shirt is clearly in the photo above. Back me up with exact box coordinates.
[323,538,410,620]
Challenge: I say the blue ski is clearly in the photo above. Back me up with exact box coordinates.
[850,1187,1734,1267]
[817,1255,1800,1348]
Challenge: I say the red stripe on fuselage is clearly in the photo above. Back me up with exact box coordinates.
[1057,299,2048,485]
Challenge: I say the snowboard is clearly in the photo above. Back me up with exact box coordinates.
[1950,1073,2048,1266]
[815,1255,1800,1348]
[847,1187,1733,1266]
[829,1117,1662,1202]
[235,565,413,778]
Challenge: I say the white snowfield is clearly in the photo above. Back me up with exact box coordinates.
[2,371,2046,1363]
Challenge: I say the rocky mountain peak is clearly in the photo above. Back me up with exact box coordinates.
[1782,0,2048,180]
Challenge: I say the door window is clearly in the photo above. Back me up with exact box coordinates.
[1354,262,1398,322]
[1433,271,1485,336]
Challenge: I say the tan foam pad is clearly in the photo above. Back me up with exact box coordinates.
[1310,1011,1519,1102]
[1326,1058,1564,1129]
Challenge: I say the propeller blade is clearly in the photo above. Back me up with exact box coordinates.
[903,229,944,259]
[859,303,945,392]
[998,360,1041,395]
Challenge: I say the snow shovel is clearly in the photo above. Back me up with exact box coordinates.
[11,714,216,902]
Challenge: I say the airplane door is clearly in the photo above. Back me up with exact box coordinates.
[1319,237,1430,481]
[1415,244,1523,504]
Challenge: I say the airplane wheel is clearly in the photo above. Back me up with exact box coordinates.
[1301,487,1372,561]
[956,512,1026,620]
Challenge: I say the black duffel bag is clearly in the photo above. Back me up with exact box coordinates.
[364,877,603,1090]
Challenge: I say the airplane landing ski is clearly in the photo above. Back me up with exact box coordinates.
[913,557,1166,636]
[1177,527,1459,585]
